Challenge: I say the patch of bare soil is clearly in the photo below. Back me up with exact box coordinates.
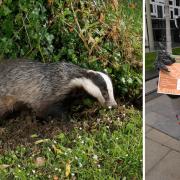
[0,111,75,153]
[0,99,128,153]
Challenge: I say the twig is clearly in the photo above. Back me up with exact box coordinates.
[22,15,32,49]
[70,2,91,53]
[38,44,45,63]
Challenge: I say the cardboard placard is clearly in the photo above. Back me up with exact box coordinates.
[158,63,180,95]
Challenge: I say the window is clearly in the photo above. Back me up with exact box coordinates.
[157,5,163,18]
[150,4,153,13]
[175,8,179,15]
[176,0,180,6]
[169,1,173,5]
[171,11,173,19]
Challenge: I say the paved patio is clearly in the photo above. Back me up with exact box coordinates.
[146,81,180,179]
[146,126,180,179]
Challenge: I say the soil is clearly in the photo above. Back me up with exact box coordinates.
[0,99,131,153]
[0,111,75,153]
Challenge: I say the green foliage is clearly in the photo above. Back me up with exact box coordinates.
[0,107,142,179]
[0,0,142,100]
[145,52,156,71]
[172,47,180,55]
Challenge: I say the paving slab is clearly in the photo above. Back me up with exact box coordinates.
[146,95,180,139]
[146,129,173,144]
[165,138,180,152]
[155,121,180,140]
[145,125,152,134]
[146,112,172,126]
[145,138,170,173]
[146,96,176,119]
[146,151,180,180]
[145,77,159,94]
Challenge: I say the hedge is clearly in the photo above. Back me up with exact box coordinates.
[0,0,142,101]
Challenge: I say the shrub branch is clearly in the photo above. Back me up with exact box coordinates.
[70,2,91,54]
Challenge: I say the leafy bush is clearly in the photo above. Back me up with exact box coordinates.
[0,0,142,101]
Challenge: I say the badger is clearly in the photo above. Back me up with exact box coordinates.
[0,60,117,119]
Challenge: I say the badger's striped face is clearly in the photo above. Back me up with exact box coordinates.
[70,70,117,107]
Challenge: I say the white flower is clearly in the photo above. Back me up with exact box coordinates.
[79,162,82,167]
[97,164,101,168]
[97,118,101,123]
[93,154,98,160]
[108,106,112,109]
[32,170,36,174]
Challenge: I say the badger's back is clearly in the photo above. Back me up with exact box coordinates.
[0,60,84,116]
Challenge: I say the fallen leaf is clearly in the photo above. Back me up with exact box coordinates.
[52,144,63,154]
[35,157,46,167]
[88,36,95,44]
[31,134,38,138]
[34,139,49,144]
[65,160,71,177]
[48,0,54,6]
[69,27,74,32]
[0,164,10,169]
[129,3,136,9]
[99,13,104,23]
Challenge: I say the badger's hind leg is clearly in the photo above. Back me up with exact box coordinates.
[0,96,16,118]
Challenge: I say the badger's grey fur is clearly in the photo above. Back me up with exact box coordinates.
[0,60,117,119]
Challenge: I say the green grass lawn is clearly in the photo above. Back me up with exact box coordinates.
[145,52,156,72]
[0,106,142,179]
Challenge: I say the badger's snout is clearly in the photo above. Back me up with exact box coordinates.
[105,100,117,108]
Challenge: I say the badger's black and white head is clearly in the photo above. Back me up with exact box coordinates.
[69,70,117,108]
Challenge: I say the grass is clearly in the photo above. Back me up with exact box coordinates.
[0,106,142,179]
[145,52,156,72]
[172,47,180,55]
